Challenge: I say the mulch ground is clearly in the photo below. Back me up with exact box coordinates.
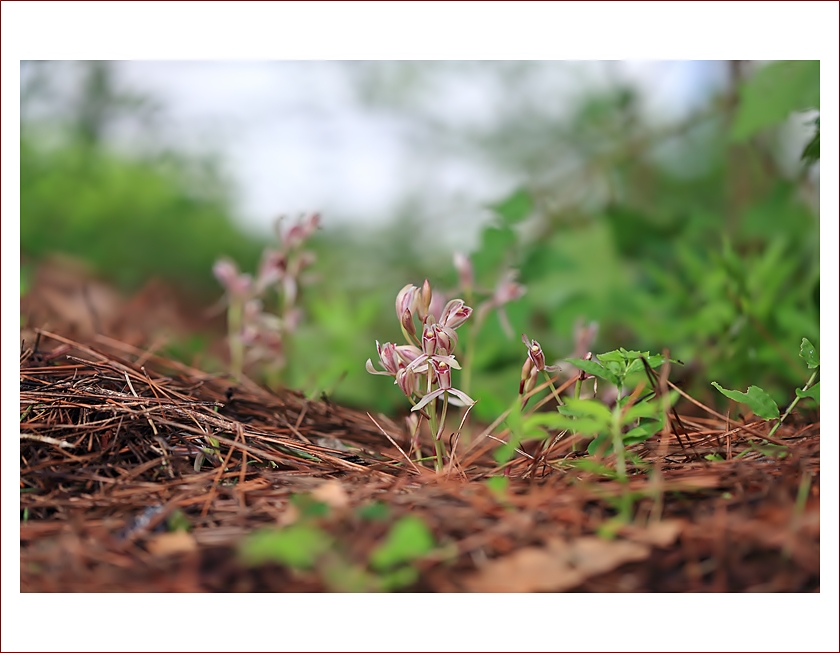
[20,327,819,593]
[19,258,819,592]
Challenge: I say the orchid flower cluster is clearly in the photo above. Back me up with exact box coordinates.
[367,280,475,470]
[213,212,320,381]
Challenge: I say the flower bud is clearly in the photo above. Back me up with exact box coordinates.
[396,367,417,398]
[418,279,432,320]
[396,284,419,322]
[519,357,536,395]
[401,308,416,338]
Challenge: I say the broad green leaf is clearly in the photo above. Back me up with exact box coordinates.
[488,187,533,225]
[587,433,612,456]
[240,525,332,569]
[370,516,435,571]
[377,566,419,592]
[732,60,819,141]
[569,457,617,478]
[556,397,613,424]
[624,420,662,440]
[538,415,604,436]
[565,358,620,386]
[795,382,820,403]
[799,338,819,368]
[711,382,780,420]
[621,400,661,423]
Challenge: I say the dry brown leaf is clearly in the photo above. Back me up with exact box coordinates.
[146,531,197,556]
[620,520,684,547]
[311,480,350,510]
[462,536,650,592]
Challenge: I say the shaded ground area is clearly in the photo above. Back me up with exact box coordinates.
[19,262,819,592]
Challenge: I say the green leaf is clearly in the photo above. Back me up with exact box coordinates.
[587,433,612,456]
[570,457,618,478]
[488,187,533,225]
[711,382,780,420]
[357,501,390,522]
[595,349,627,363]
[558,397,613,424]
[290,493,331,519]
[166,509,191,532]
[240,525,332,569]
[801,118,820,164]
[370,516,435,571]
[377,566,419,591]
[565,358,620,387]
[621,400,661,423]
[732,60,820,141]
[799,338,819,369]
[484,475,509,496]
[795,382,820,403]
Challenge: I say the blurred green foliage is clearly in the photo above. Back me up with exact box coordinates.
[20,61,820,419]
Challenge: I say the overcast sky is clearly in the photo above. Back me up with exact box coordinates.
[22,60,730,246]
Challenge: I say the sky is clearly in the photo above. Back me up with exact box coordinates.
[103,60,728,244]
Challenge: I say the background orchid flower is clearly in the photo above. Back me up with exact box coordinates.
[476,269,526,338]
[213,258,253,299]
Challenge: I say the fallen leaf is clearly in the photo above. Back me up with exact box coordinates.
[311,480,350,510]
[462,536,650,592]
[146,531,197,556]
[619,520,684,547]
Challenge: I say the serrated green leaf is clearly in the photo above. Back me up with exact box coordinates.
[595,350,625,363]
[732,60,820,141]
[795,382,819,403]
[711,382,780,420]
[799,338,819,368]
[370,516,435,571]
[488,187,533,225]
[565,358,620,387]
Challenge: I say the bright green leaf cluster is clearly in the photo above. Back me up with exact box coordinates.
[369,515,435,571]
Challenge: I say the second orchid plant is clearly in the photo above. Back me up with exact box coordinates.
[213,212,319,383]
[367,280,476,472]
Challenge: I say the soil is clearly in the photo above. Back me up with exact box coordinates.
[19,259,820,593]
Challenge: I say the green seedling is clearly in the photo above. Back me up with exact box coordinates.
[712,338,819,438]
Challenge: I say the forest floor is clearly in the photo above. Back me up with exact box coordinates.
[19,259,820,592]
